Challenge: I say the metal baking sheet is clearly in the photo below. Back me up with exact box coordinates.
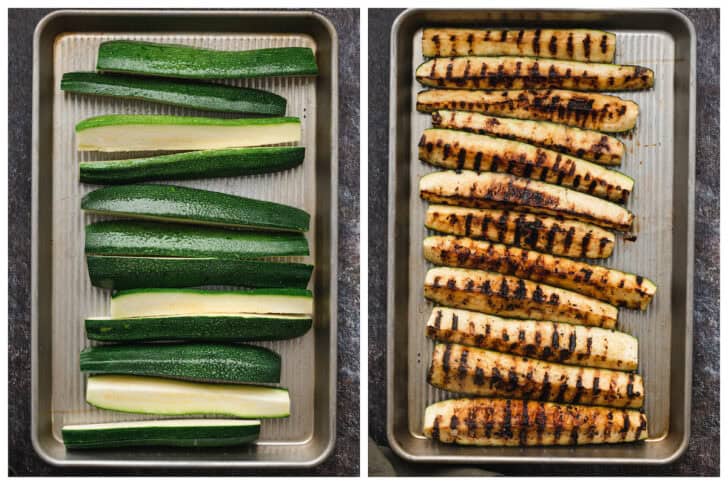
[32,10,338,468]
[387,9,695,464]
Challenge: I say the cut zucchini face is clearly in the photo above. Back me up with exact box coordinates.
[75,115,301,152]
[110,288,313,318]
[86,375,290,418]
[424,398,648,446]
[62,419,261,449]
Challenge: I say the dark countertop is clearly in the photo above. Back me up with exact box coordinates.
[368,8,719,476]
[8,8,360,476]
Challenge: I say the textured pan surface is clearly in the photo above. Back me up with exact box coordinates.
[388,9,694,464]
[33,10,337,468]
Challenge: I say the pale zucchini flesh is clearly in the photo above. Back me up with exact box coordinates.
[417,89,639,133]
[418,128,632,203]
[422,28,616,63]
[425,205,615,259]
[424,267,618,328]
[416,57,654,91]
[75,115,301,152]
[424,398,648,446]
[428,342,644,408]
[419,171,634,232]
[424,236,656,309]
[432,110,624,165]
[425,307,638,371]
[86,374,290,418]
[111,288,313,318]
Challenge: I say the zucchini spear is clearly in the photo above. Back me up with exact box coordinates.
[424,397,648,446]
[416,57,654,91]
[428,342,644,408]
[423,236,656,309]
[425,307,638,371]
[422,28,616,63]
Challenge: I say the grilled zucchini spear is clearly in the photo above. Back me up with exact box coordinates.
[426,307,638,371]
[431,110,625,165]
[424,236,656,309]
[428,342,644,408]
[420,171,634,232]
[424,397,648,446]
[422,28,616,63]
[417,89,639,133]
[418,129,632,203]
[425,205,615,259]
[416,57,654,92]
[424,267,618,328]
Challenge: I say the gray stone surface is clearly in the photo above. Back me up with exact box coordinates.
[368,8,719,476]
[8,8,359,476]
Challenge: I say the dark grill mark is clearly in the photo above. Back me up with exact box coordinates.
[514,279,527,300]
[545,224,558,253]
[442,344,452,379]
[548,35,557,55]
[635,275,644,286]
[500,30,508,42]
[452,313,459,331]
[464,213,473,236]
[501,399,513,438]
[566,33,574,57]
[573,374,584,403]
[599,237,611,254]
[473,151,483,172]
[466,33,474,55]
[474,366,486,386]
[518,330,525,342]
[568,333,576,353]
[502,329,510,342]
[519,400,530,445]
[450,414,460,431]
[532,29,542,55]
[570,426,580,445]
[457,348,469,380]
[580,232,592,257]
[583,34,592,59]
[507,369,519,392]
[535,402,546,441]
[491,367,503,388]
[442,143,451,159]
[481,280,493,296]
[556,381,569,402]
[456,148,467,171]
[467,406,478,437]
[539,372,551,401]
[621,411,630,437]
[600,34,608,54]
[516,30,524,46]
[434,310,443,329]
[498,278,510,298]
[592,376,600,395]
[585,337,593,357]
[432,416,441,441]
[548,293,560,306]
[446,278,456,290]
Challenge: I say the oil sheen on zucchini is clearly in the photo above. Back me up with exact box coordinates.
[431,110,625,165]
[82,184,310,232]
[416,57,654,91]
[61,72,287,115]
[424,398,648,446]
[424,205,616,259]
[422,28,616,62]
[428,342,644,408]
[80,343,281,383]
[62,419,261,449]
[85,314,312,342]
[420,171,634,232]
[417,89,639,133]
[425,307,638,371]
[418,128,633,203]
[86,375,290,418]
[424,236,656,309]
[80,147,305,184]
[97,40,318,79]
[424,266,618,328]
[75,115,301,152]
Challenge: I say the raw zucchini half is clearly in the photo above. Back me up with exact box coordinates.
[85,220,309,259]
[62,419,261,449]
[61,72,287,115]
[79,147,305,185]
[75,114,301,152]
[80,343,281,384]
[82,184,310,232]
[85,314,313,342]
[97,41,318,79]
[110,288,313,318]
[86,255,313,290]
[86,374,290,418]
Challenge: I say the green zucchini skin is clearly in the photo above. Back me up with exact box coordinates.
[61,72,286,115]
[86,255,312,290]
[81,184,310,232]
[62,419,260,449]
[79,147,305,184]
[80,343,281,383]
[97,41,318,79]
[85,220,309,259]
[85,314,313,342]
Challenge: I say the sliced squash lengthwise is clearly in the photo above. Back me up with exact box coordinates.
[428,342,643,408]
[425,307,638,371]
[424,236,656,309]
[417,89,639,133]
[424,397,648,446]
[418,129,632,203]
[422,28,616,63]
[424,267,618,328]
[420,171,634,232]
[416,57,654,92]
[425,205,615,259]
[431,110,625,165]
